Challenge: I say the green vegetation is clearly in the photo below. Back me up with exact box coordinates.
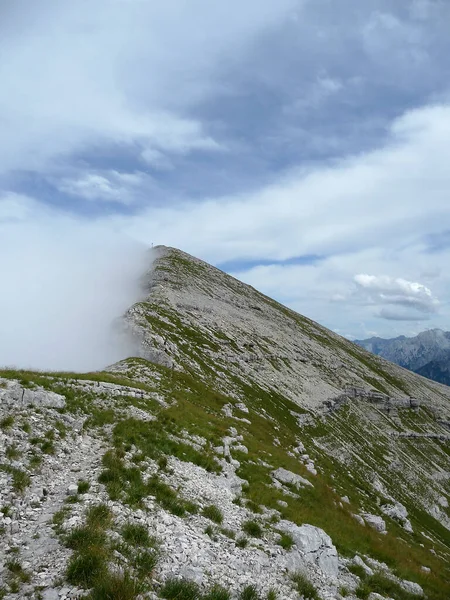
[239,585,260,600]
[1,250,450,600]
[0,465,31,493]
[121,522,151,546]
[77,480,90,494]
[204,585,232,600]
[277,531,294,551]
[291,572,319,600]
[242,520,263,538]
[160,578,201,600]
[202,504,224,525]
[87,571,144,600]
[0,415,14,430]
[355,571,425,600]
[5,445,21,460]
[236,536,248,548]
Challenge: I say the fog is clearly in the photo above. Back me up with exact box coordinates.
[0,214,149,372]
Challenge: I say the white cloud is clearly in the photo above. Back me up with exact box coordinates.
[57,171,146,204]
[354,274,439,316]
[122,103,450,265]
[0,0,296,176]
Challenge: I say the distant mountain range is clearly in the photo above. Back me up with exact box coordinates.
[355,328,450,386]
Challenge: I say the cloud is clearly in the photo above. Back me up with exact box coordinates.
[57,171,147,204]
[0,198,148,371]
[122,103,450,265]
[377,308,431,322]
[354,274,439,315]
[0,0,296,177]
[2,0,450,360]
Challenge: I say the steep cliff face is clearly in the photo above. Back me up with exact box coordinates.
[1,246,450,600]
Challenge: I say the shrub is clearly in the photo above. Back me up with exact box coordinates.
[242,520,263,538]
[20,421,31,433]
[236,537,248,548]
[348,563,367,579]
[6,560,30,583]
[160,577,200,600]
[40,440,55,455]
[133,549,159,577]
[202,504,224,524]
[355,581,371,599]
[220,527,235,539]
[246,499,263,514]
[266,590,277,600]
[158,455,168,470]
[291,572,318,600]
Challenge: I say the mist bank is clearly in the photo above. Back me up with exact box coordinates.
[0,216,150,372]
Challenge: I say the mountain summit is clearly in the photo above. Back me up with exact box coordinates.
[356,329,450,387]
[1,245,449,600]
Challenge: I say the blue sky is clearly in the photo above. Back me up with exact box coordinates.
[2,0,450,358]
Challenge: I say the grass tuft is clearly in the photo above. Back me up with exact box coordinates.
[77,480,90,494]
[291,572,319,600]
[160,577,200,600]
[277,531,294,550]
[0,415,14,430]
[121,522,150,547]
[242,520,263,538]
[239,585,260,600]
[202,504,224,525]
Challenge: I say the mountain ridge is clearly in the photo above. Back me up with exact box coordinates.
[0,245,449,600]
[356,329,450,386]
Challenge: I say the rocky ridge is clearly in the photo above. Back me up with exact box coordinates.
[1,246,449,600]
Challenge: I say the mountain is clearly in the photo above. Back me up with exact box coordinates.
[1,245,450,600]
[355,330,450,386]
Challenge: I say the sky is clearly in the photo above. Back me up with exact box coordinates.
[1,0,450,369]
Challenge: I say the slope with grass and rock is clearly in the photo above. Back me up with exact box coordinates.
[1,245,450,600]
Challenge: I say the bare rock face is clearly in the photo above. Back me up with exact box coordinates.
[381,502,413,533]
[361,513,387,534]
[278,521,339,579]
[0,381,65,409]
[272,467,313,489]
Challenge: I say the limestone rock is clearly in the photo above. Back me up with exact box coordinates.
[272,467,313,489]
[278,521,338,579]
[361,513,387,534]
[0,382,66,408]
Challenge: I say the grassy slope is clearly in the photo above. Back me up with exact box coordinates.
[1,358,449,600]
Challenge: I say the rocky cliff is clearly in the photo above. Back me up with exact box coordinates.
[1,246,449,600]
